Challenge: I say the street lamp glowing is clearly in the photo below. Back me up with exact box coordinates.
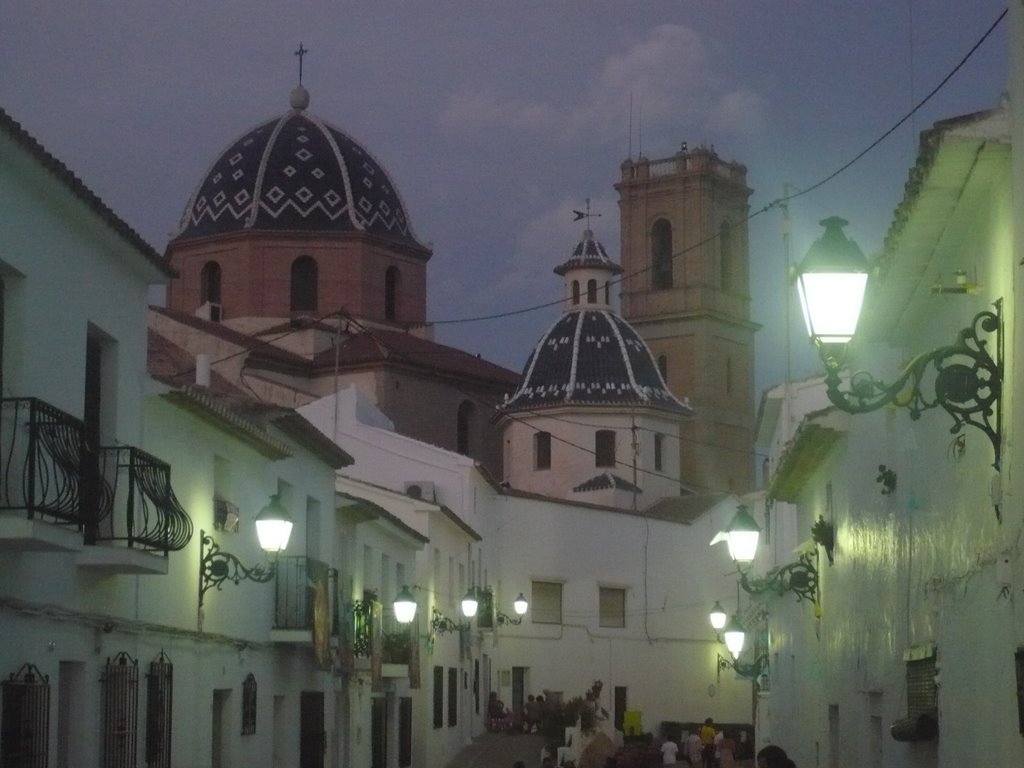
[254,494,293,553]
[723,615,746,659]
[513,593,528,616]
[709,601,727,631]
[795,216,869,345]
[724,505,761,565]
[393,586,418,624]
[461,587,479,618]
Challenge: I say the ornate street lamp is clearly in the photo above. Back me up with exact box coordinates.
[393,586,418,624]
[795,216,1002,471]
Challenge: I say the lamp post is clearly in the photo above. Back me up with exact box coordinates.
[795,216,1002,471]
[712,504,820,606]
[497,592,529,626]
[198,494,293,623]
[709,601,727,633]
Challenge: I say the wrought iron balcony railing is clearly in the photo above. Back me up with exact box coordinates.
[95,446,193,554]
[273,556,334,631]
[0,397,86,526]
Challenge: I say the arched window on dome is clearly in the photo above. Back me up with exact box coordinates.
[291,256,318,314]
[571,281,581,306]
[595,430,616,468]
[604,281,610,305]
[384,266,400,321]
[587,279,598,304]
[457,400,475,456]
[200,261,222,319]
[651,218,673,290]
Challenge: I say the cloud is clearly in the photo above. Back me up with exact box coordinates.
[705,89,767,136]
[435,24,758,147]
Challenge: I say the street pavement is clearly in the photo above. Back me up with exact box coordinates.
[444,730,546,768]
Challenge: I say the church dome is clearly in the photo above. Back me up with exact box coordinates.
[173,86,424,248]
[501,310,692,414]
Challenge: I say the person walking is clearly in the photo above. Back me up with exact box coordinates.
[698,718,717,768]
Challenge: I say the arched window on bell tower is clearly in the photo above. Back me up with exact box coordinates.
[290,256,318,314]
[587,279,598,304]
[200,261,223,321]
[385,266,400,320]
[651,218,673,290]
[571,281,581,306]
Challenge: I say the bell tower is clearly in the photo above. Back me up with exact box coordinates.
[615,144,757,494]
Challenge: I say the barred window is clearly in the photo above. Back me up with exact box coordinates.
[145,652,173,767]
[241,673,257,735]
[101,652,139,768]
[1,663,50,768]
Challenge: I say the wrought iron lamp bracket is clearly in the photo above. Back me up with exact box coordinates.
[739,550,819,604]
[198,530,276,609]
[819,301,1002,470]
[431,607,468,635]
[717,653,769,683]
[496,610,523,626]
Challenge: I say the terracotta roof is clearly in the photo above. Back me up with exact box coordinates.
[147,328,247,396]
[150,307,518,388]
[0,106,172,277]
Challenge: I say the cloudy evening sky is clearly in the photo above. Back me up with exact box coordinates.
[0,1,1010,397]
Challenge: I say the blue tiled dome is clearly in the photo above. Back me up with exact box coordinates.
[173,86,424,248]
[501,309,691,414]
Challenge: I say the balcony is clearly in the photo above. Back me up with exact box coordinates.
[0,397,194,572]
[269,556,334,644]
[0,398,87,551]
[77,446,194,574]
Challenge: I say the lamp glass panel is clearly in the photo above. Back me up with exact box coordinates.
[394,590,417,624]
[709,603,727,631]
[723,621,745,659]
[461,591,479,618]
[255,518,293,553]
[797,272,868,343]
[726,530,760,564]
[513,594,528,616]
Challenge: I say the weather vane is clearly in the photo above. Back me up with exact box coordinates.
[572,198,602,227]
[295,42,309,84]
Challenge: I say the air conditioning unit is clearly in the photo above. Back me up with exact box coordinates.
[197,302,222,322]
[404,481,435,501]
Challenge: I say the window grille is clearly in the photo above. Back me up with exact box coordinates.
[1,663,49,768]
[101,652,138,768]
[145,652,173,768]
[241,674,257,735]
[1015,648,1024,735]
[906,653,937,716]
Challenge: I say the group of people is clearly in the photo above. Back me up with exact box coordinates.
[488,691,548,735]
[657,717,796,768]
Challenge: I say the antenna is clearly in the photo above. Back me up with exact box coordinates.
[628,91,633,161]
[638,103,643,158]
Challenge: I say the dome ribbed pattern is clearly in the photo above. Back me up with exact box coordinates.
[553,229,623,276]
[174,107,422,247]
[501,310,692,414]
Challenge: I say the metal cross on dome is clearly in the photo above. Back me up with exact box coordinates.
[295,42,309,84]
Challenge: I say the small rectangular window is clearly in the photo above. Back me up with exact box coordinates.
[531,581,563,625]
[535,432,551,470]
[447,668,458,727]
[433,666,444,729]
[654,434,664,472]
[599,587,626,628]
[595,430,616,468]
